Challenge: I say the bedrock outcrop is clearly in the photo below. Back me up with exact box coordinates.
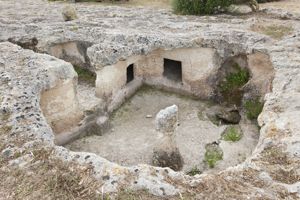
[1,0,300,199]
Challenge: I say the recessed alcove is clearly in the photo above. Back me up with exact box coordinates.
[126,64,134,83]
[163,58,182,82]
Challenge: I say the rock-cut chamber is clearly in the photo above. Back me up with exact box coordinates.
[40,47,274,175]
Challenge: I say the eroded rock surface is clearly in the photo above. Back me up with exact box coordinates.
[155,105,178,133]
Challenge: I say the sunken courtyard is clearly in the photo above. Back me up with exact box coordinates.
[0,0,300,199]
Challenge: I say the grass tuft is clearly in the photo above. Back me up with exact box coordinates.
[204,144,223,168]
[219,64,249,93]
[244,99,263,120]
[186,166,201,176]
[222,126,242,142]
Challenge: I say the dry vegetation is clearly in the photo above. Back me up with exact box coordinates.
[0,148,102,200]
[260,146,300,185]
[251,24,294,39]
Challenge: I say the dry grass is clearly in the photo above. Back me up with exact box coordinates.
[251,24,293,39]
[0,148,102,200]
[0,146,189,200]
[261,146,290,165]
[259,146,300,185]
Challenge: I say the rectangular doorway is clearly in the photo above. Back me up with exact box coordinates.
[163,58,182,82]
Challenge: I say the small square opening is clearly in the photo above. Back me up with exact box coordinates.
[163,58,182,82]
[126,64,134,84]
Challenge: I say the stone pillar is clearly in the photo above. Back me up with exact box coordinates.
[152,105,183,171]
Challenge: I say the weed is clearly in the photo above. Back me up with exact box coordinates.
[186,166,201,176]
[219,64,249,93]
[204,144,223,168]
[244,99,263,120]
[222,126,242,142]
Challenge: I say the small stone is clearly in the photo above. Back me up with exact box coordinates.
[216,109,240,124]
[206,105,241,125]
[146,114,152,118]
[1,147,14,158]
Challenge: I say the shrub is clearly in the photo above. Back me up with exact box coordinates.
[222,126,242,142]
[173,0,233,15]
[204,143,223,168]
[220,64,249,93]
[244,99,263,120]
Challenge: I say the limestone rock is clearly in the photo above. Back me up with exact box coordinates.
[62,5,77,21]
[216,108,241,124]
[155,105,178,133]
[206,106,241,125]
[152,136,184,171]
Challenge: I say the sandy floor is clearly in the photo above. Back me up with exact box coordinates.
[67,87,259,173]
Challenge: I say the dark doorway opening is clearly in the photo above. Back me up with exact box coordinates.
[127,64,134,84]
[163,58,182,82]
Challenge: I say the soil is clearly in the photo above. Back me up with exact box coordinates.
[67,86,259,173]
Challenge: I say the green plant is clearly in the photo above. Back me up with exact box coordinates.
[220,64,249,92]
[204,144,223,168]
[187,166,201,176]
[244,99,263,120]
[222,126,242,142]
[172,0,233,15]
[73,65,96,85]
